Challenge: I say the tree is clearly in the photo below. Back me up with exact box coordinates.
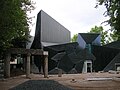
[96,0,120,40]
[0,0,34,57]
[89,26,111,45]
[71,34,78,42]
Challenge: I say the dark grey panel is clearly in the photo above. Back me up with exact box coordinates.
[51,52,66,62]
[92,35,101,46]
[31,10,71,49]
[68,52,81,64]
[104,40,120,49]
[40,10,71,43]
[104,53,120,71]
[79,33,100,44]
[31,11,42,49]
[92,45,119,71]
[57,54,75,72]
[75,61,84,73]
[77,34,86,49]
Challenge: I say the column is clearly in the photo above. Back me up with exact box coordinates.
[4,53,11,78]
[44,55,48,78]
[91,63,92,73]
[26,53,31,78]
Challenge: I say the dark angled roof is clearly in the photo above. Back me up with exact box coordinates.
[68,52,82,64]
[79,33,100,44]
[48,67,66,74]
[51,52,66,62]
[57,54,75,72]
[68,49,96,64]
[68,68,77,74]
[76,49,96,61]
[75,61,84,73]
[45,42,78,52]
[44,42,96,73]
[104,52,120,71]
[104,40,120,49]
[44,42,78,72]
[92,45,120,71]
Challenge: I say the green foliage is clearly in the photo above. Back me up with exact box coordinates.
[0,0,34,57]
[71,34,78,42]
[89,26,111,45]
[96,0,120,40]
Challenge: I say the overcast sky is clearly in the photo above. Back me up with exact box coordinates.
[30,0,109,37]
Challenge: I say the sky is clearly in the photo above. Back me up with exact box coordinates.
[29,0,109,37]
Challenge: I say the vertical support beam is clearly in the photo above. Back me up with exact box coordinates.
[44,55,48,78]
[91,63,92,73]
[41,64,43,74]
[4,53,11,78]
[85,61,87,73]
[23,57,26,72]
[26,53,31,78]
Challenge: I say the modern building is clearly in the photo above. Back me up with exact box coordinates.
[30,10,96,74]
[31,10,71,49]
[76,33,100,73]
[1,10,120,80]
[77,33,101,49]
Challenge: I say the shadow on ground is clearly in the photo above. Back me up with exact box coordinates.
[9,80,73,90]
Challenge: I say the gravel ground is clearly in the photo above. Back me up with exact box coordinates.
[9,80,73,90]
[1,73,120,90]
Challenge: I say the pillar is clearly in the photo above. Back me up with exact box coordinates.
[44,55,48,78]
[23,57,26,72]
[4,53,11,78]
[91,62,92,73]
[26,53,31,78]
